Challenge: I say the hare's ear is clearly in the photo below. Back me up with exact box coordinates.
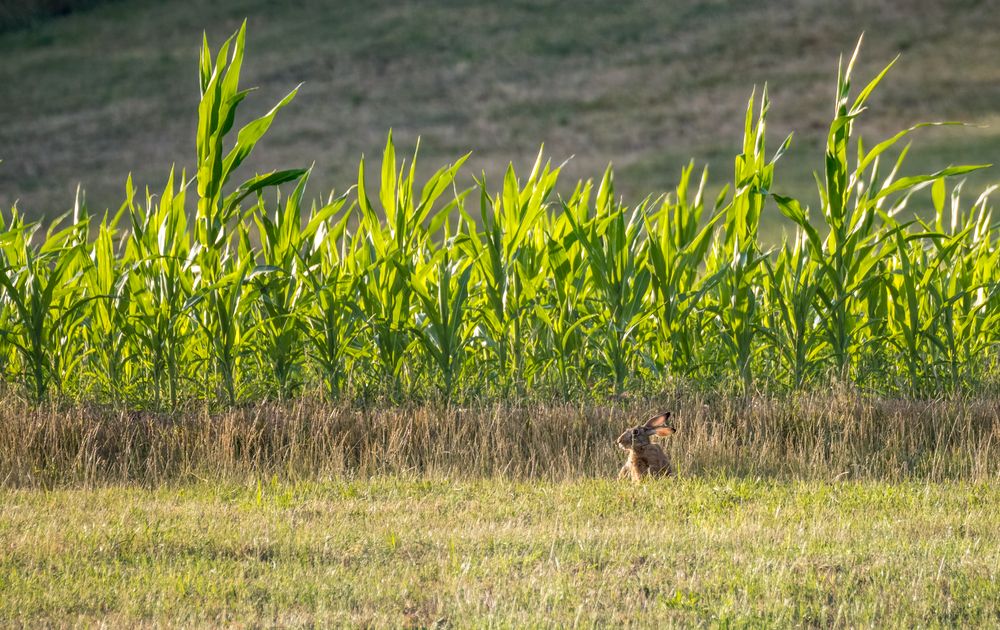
[653,425,676,437]
[645,411,671,428]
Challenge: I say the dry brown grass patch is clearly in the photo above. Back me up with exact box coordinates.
[2,393,997,486]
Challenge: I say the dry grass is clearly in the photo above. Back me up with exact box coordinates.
[3,393,998,487]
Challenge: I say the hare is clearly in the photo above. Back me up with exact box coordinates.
[616,411,677,481]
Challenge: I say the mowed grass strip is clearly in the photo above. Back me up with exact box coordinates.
[2,478,998,626]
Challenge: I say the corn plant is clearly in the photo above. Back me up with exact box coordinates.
[355,135,467,397]
[645,164,722,378]
[123,170,194,409]
[0,208,89,401]
[1,27,997,406]
[188,21,308,403]
[459,153,560,396]
[563,168,651,394]
[413,238,474,401]
[298,191,358,399]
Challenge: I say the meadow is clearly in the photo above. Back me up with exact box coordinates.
[3,478,1000,626]
[0,22,999,628]
[3,0,1000,217]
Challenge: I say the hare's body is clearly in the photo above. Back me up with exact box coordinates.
[616,412,676,482]
[618,443,672,481]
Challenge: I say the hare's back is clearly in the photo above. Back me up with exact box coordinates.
[640,444,671,474]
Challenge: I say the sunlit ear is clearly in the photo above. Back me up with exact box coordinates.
[654,426,676,437]
[645,412,671,428]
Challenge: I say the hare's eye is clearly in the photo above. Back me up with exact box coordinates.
[632,429,639,435]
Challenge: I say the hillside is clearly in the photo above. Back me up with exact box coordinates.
[1,0,998,220]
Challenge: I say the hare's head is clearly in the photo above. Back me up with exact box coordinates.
[616,412,676,451]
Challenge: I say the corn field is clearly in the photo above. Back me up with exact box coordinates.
[1,25,998,407]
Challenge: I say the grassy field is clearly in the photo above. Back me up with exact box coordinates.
[3,477,999,626]
[1,0,999,219]
[2,6,998,625]
[0,0,106,31]
[2,395,997,624]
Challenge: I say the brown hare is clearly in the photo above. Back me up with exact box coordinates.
[616,411,677,481]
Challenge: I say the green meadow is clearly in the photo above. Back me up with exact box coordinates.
[3,478,999,627]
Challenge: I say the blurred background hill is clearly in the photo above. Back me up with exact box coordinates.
[1,0,998,224]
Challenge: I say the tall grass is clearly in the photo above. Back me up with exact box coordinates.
[0,25,997,406]
[3,394,998,486]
